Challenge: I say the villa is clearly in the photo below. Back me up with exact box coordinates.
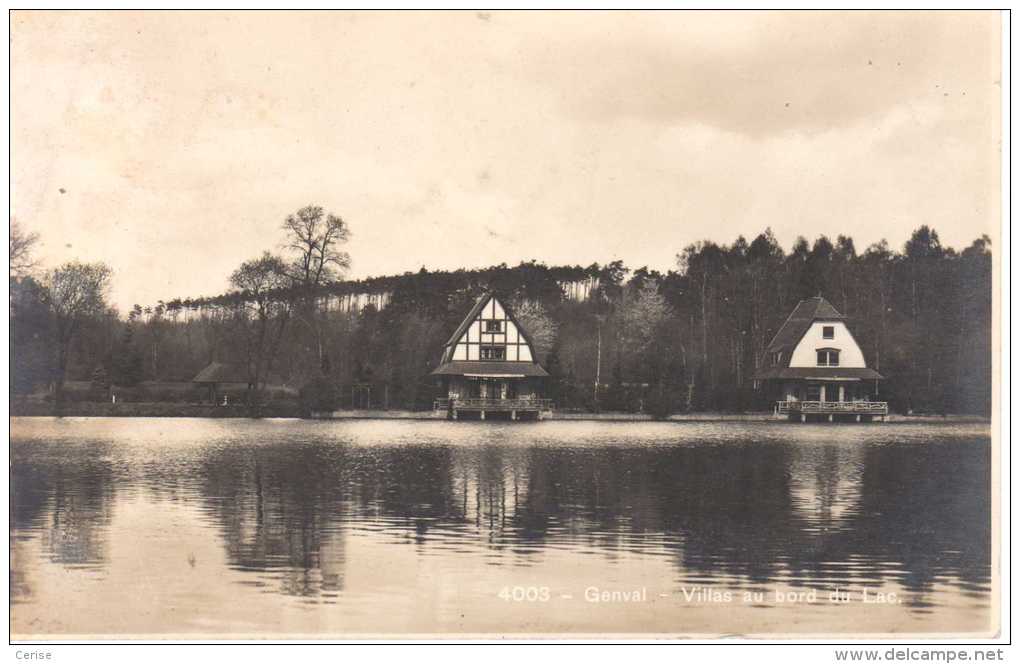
[753,296,888,422]
[430,293,551,420]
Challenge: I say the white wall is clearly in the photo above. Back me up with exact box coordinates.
[788,321,867,368]
[450,297,537,363]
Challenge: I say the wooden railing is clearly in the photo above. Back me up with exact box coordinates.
[434,398,553,412]
[778,400,888,415]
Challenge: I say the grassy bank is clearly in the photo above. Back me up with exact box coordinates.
[10,400,301,418]
[11,401,989,424]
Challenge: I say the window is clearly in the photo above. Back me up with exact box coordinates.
[484,320,503,333]
[822,325,835,340]
[480,346,505,360]
[816,349,840,367]
[771,351,783,366]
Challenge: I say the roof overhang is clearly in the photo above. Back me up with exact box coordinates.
[430,360,549,378]
[753,367,885,381]
[464,373,526,378]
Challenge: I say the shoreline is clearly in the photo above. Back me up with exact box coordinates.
[7,401,990,424]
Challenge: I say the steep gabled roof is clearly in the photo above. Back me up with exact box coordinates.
[433,292,547,373]
[440,291,543,358]
[442,293,492,348]
[764,296,846,356]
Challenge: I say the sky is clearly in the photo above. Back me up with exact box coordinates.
[11,10,1001,312]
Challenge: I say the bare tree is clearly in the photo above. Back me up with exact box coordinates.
[10,219,40,277]
[281,205,352,367]
[230,252,292,413]
[45,261,113,407]
[282,205,351,286]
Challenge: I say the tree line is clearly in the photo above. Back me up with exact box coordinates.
[10,210,992,416]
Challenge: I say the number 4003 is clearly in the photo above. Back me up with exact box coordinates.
[497,586,551,602]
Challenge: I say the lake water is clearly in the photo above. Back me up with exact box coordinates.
[10,417,993,638]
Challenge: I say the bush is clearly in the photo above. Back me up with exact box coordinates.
[90,366,111,402]
[643,392,666,419]
[107,382,209,404]
[299,374,340,414]
[645,384,684,420]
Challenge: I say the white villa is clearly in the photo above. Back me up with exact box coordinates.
[753,296,888,422]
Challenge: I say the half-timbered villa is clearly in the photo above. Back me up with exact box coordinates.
[430,293,551,420]
[753,296,888,422]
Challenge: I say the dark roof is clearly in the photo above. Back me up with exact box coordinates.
[443,294,492,348]
[192,362,250,384]
[430,361,549,378]
[753,367,884,381]
[764,297,846,356]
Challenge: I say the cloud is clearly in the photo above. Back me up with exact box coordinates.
[511,11,998,137]
[10,11,1001,311]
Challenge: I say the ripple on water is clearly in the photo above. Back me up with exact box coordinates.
[9,417,992,636]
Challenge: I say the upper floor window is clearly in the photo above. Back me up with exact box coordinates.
[480,345,505,360]
[771,351,783,366]
[484,320,503,333]
[816,349,840,367]
[822,325,835,340]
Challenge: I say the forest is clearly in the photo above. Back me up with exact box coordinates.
[9,207,993,416]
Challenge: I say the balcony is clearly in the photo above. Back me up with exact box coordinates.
[778,400,888,416]
[434,398,553,412]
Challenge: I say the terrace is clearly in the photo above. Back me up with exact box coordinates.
[434,397,554,411]
[777,400,888,421]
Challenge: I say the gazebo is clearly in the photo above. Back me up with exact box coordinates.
[191,362,251,404]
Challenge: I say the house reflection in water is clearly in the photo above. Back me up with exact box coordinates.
[10,424,990,616]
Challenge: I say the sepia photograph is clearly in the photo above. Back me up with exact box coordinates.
[7,7,1007,651]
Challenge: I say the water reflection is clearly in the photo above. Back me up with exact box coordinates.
[10,419,991,634]
[13,442,115,557]
[197,444,352,597]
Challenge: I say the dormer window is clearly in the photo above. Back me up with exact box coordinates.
[822,325,835,340]
[816,349,840,367]
[484,320,503,333]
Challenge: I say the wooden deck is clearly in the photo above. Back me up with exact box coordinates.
[434,398,553,420]
[777,400,888,422]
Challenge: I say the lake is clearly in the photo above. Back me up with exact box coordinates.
[10,417,993,638]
